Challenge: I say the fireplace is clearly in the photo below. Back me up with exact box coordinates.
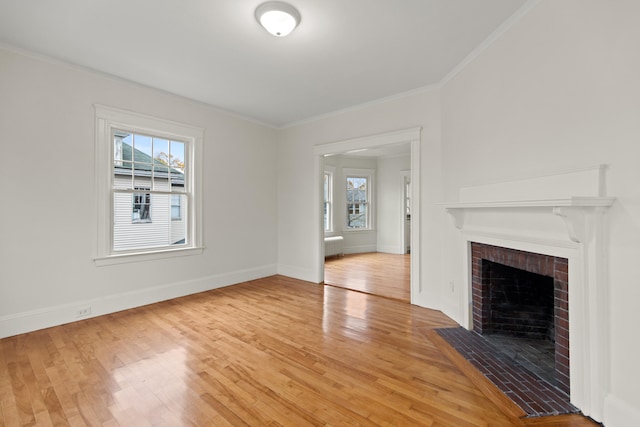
[471,242,570,395]
[441,165,614,421]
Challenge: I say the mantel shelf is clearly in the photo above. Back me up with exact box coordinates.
[441,196,615,210]
[441,196,615,243]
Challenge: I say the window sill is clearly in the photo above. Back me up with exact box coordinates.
[344,228,374,232]
[94,246,204,266]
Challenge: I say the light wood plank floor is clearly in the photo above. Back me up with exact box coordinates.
[0,276,599,426]
[324,252,410,302]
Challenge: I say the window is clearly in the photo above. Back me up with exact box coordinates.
[323,167,334,231]
[133,188,151,223]
[345,169,373,230]
[95,105,203,265]
[404,176,411,220]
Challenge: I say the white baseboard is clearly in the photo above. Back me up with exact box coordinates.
[0,264,277,339]
[376,245,405,254]
[277,263,321,283]
[605,393,640,427]
[344,244,377,254]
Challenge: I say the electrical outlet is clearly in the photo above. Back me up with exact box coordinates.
[77,306,91,318]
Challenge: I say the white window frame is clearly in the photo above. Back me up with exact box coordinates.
[323,166,335,232]
[344,168,374,231]
[94,105,204,266]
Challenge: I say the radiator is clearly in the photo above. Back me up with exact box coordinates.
[324,236,344,257]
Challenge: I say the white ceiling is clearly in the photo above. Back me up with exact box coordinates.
[0,0,528,128]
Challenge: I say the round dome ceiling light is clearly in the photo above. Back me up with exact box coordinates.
[255,2,301,37]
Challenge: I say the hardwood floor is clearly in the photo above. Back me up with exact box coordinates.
[324,252,410,302]
[0,276,599,426]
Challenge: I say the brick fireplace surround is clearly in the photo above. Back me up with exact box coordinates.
[471,242,570,395]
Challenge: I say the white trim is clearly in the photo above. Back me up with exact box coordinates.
[314,128,421,303]
[94,246,204,266]
[443,197,615,210]
[314,128,421,157]
[284,87,438,129]
[94,104,204,264]
[409,136,421,299]
[376,245,404,255]
[0,264,277,339]
[344,244,378,255]
[604,394,640,427]
[439,0,543,88]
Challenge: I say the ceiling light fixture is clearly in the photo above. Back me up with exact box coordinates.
[255,1,300,37]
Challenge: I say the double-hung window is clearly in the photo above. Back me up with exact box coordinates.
[345,168,374,230]
[95,105,203,265]
[323,167,335,232]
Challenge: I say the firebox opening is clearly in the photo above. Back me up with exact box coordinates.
[482,260,557,387]
[485,260,555,340]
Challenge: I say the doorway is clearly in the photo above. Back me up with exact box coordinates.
[313,128,421,304]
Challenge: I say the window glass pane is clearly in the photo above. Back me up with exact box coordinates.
[170,141,185,171]
[171,194,182,220]
[113,192,187,251]
[153,138,169,164]
[133,134,152,160]
[170,194,187,245]
[113,160,132,189]
[324,202,329,231]
[348,204,367,228]
[114,134,125,166]
[133,162,151,189]
[346,175,368,229]
[170,171,185,192]
[170,141,185,192]
[132,188,151,223]
[324,174,329,201]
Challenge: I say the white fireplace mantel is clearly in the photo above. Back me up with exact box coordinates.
[443,196,615,243]
[441,165,615,422]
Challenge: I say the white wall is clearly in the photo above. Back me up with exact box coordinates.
[439,1,640,424]
[277,90,443,307]
[0,46,279,337]
[377,154,411,254]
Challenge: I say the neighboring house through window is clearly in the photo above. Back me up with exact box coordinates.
[95,105,203,265]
